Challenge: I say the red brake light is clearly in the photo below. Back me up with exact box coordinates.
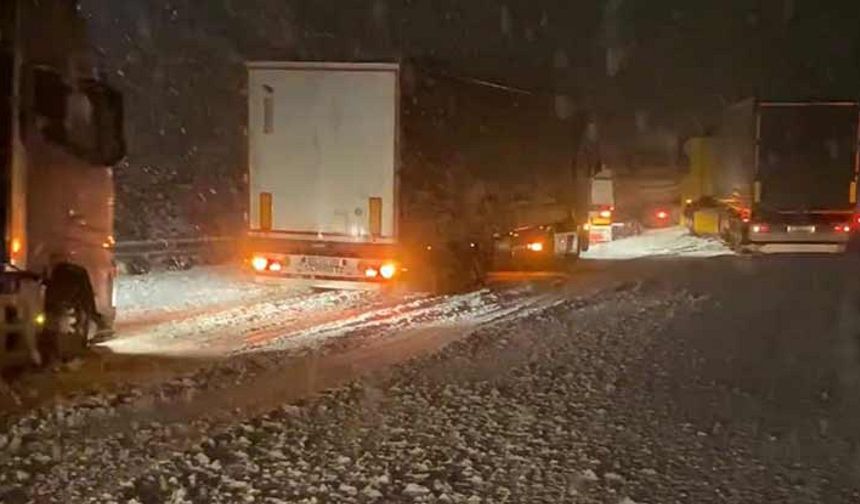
[656,210,669,220]
[834,224,851,233]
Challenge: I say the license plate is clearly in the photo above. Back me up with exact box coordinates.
[303,256,342,272]
[787,225,816,233]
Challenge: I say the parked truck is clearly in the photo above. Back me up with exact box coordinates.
[244,61,588,291]
[0,0,125,369]
[689,99,859,252]
[587,167,615,244]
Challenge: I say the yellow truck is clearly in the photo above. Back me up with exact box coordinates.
[681,137,720,235]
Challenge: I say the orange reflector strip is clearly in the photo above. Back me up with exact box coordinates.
[369,197,382,237]
[259,192,272,231]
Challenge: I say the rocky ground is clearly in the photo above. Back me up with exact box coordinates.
[3,256,860,503]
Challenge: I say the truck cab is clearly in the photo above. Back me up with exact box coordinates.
[1,0,125,368]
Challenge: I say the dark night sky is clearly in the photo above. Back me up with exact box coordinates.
[74,0,860,238]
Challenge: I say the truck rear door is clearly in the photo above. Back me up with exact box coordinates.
[757,103,859,215]
[247,63,399,242]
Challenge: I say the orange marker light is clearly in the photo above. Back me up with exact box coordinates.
[379,263,397,279]
[251,256,268,272]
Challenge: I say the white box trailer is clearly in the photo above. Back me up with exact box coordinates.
[244,61,588,289]
[246,62,400,284]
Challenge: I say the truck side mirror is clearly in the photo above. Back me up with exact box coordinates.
[32,68,126,166]
[67,78,126,166]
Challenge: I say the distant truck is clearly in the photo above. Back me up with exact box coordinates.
[1,0,125,368]
[244,61,588,291]
[587,168,615,244]
[688,99,859,252]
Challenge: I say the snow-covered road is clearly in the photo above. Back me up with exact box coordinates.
[108,267,556,358]
[583,226,732,260]
[4,256,860,502]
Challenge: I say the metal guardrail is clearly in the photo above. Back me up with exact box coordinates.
[114,236,239,273]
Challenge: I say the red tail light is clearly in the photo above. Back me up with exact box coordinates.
[656,210,669,220]
[751,224,769,233]
[834,224,851,233]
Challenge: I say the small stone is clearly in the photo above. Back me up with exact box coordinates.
[362,486,382,498]
[403,483,430,497]
[581,469,599,482]
[339,484,357,496]
[194,452,211,466]
[604,472,625,484]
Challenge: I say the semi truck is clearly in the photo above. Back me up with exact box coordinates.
[0,0,125,369]
[587,167,615,244]
[688,99,859,252]
[244,61,588,291]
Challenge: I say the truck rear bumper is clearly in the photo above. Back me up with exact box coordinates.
[749,231,849,253]
[253,275,384,291]
[245,236,400,285]
[751,243,846,254]
[253,252,393,281]
[589,225,613,244]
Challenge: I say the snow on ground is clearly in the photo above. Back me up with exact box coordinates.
[111,263,557,357]
[583,226,733,260]
[116,266,305,322]
[107,288,379,355]
[0,277,698,503]
[245,284,560,354]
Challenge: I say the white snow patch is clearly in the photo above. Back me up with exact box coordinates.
[107,288,376,355]
[244,285,554,354]
[116,266,303,321]
[583,226,733,260]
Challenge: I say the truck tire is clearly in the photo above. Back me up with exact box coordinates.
[42,265,96,361]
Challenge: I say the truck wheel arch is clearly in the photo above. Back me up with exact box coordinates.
[45,262,97,317]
